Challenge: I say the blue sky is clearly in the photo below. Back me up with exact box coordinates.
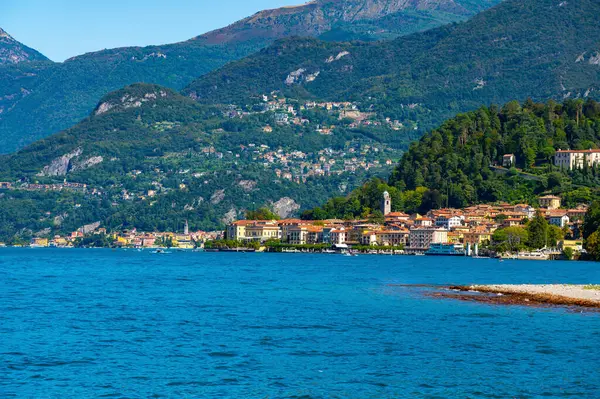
[1,0,300,62]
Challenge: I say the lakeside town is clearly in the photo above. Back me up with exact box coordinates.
[221,192,586,259]
[3,191,588,261]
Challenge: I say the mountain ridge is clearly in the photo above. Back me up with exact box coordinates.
[0,0,498,153]
[184,0,600,134]
[0,28,48,65]
[199,0,480,44]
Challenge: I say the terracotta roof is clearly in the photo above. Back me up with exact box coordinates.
[231,220,254,226]
[386,212,409,217]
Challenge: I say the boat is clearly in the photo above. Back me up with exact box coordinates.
[516,251,549,261]
[425,243,465,256]
[152,249,171,254]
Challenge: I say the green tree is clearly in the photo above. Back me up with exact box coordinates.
[493,226,529,252]
[562,247,574,260]
[582,201,600,239]
[547,225,565,248]
[247,207,280,220]
[527,211,549,249]
[585,231,600,260]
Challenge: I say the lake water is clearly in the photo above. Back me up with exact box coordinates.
[1,249,599,398]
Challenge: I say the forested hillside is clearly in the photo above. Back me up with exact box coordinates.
[302,99,600,220]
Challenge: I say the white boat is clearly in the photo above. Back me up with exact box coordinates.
[516,251,549,261]
[152,249,171,254]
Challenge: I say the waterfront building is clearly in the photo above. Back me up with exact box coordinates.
[285,225,323,245]
[330,228,347,245]
[246,222,281,242]
[280,219,313,243]
[227,220,253,241]
[554,149,600,170]
[408,227,448,250]
[463,229,492,246]
[558,240,583,252]
[361,229,409,247]
[287,225,309,245]
[306,226,324,244]
[30,238,49,248]
[141,235,157,248]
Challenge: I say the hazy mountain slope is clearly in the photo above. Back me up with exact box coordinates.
[0,39,266,153]
[185,0,600,132]
[0,0,498,153]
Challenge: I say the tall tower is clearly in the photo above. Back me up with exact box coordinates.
[184,220,189,235]
[382,191,391,216]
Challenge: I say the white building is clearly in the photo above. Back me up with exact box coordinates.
[409,228,448,250]
[514,204,536,219]
[554,149,600,170]
[330,228,347,245]
[503,154,516,167]
[549,215,570,228]
[435,215,463,229]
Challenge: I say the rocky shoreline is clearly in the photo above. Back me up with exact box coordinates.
[432,284,600,309]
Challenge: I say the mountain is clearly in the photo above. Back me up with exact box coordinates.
[0,39,264,153]
[202,0,499,44]
[0,28,48,65]
[0,0,498,153]
[185,0,600,135]
[0,83,402,242]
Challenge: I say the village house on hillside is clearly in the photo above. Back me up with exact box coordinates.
[554,149,600,170]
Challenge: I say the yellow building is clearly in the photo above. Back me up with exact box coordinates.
[463,230,492,246]
[52,237,69,247]
[539,195,561,210]
[174,234,195,249]
[116,236,130,246]
[245,222,281,242]
[30,238,49,248]
[227,221,252,241]
[558,240,583,252]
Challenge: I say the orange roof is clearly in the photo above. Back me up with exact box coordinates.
[231,220,254,226]
[386,212,409,217]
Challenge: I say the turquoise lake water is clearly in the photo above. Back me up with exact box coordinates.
[1,249,599,398]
